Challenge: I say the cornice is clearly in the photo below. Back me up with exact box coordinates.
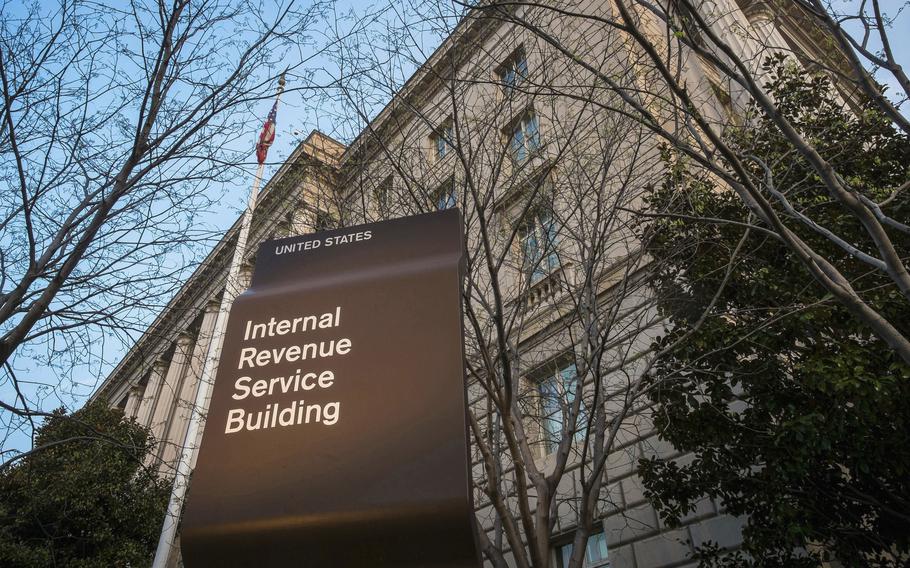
[94,134,344,402]
[339,8,506,175]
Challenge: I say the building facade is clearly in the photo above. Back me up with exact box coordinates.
[93,2,847,566]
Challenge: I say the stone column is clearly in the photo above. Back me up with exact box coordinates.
[188,298,232,471]
[148,332,195,470]
[742,2,790,66]
[701,0,753,58]
[135,359,169,427]
[238,261,255,290]
[699,0,768,109]
[123,384,143,419]
[159,300,220,469]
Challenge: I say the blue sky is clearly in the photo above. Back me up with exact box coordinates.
[0,0,450,455]
[1,0,907,455]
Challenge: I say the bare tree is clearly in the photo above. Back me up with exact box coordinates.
[0,0,331,465]
[468,0,910,364]
[321,4,682,566]
[314,0,910,565]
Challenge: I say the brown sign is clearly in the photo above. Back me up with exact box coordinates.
[181,209,479,567]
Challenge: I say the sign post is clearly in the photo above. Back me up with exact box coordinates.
[181,209,480,567]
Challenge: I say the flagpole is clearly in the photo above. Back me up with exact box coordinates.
[151,73,286,568]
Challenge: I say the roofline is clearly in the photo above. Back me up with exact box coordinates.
[338,7,497,165]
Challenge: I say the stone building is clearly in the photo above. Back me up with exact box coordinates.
[93,2,849,566]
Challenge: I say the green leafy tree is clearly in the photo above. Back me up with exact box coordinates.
[639,59,910,566]
[0,401,168,567]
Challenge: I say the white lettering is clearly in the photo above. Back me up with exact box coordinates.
[225,409,245,434]
[233,377,251,400]
[238,347,256,369]
[318,370,334,388]
[323,402,340,425]
[223,400,342,434]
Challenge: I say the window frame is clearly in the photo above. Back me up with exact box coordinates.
[518,202,559,283]
[430,120,454,162]
[536,360,588,454]
[507,110,541,163]
[434,177,457,211]
[497,46,529,96]
[556,531,610,568]
[373,175,393,217]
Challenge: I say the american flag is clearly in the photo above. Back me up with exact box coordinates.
[255,99,278,164]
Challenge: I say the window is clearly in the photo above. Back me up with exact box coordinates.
[498,48,529,95]
[373,175,393,217]
[508,111,540,163]
[520,206,559,282]
[707,75,733,117]
[557,532,609,568]
[280,210,295,238]
[314,209,336,232]
[539,362,588,453]
[431,120,454,161]
[435,179,457,210]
